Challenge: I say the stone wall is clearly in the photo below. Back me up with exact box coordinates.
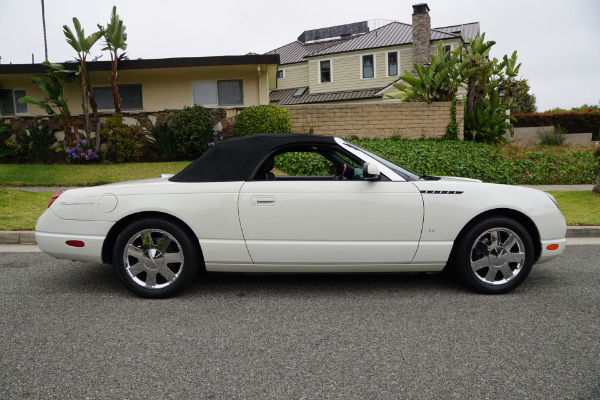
[0,107,245,141]
[2,102,463,142]
[283,102,464,139]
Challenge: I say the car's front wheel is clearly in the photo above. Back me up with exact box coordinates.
[454,217,534,294]
[113,218,200,298]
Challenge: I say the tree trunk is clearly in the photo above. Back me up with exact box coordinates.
[89,94,101,152]
[111,52,121,114]
[80,59,90,142]
[593,174,600,194]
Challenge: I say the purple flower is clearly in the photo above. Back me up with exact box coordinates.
[218,136,223,141]
[208,142,215,147]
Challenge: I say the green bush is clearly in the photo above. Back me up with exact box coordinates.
[341,138,596,185]
[234,105,292,136]
[149,123,178,161]
[513,110,600,140]
[0,123,19,162]
[167,105,213,159]
[275,152,331,176]
[101,114,149,162]
[537,126,567,146]
[17,125,55,163]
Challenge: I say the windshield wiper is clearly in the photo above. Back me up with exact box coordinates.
[419,173,441,181]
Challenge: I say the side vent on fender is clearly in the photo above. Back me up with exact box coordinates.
[420,190,464,195]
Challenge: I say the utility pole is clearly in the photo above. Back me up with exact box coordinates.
[41,0,48,61]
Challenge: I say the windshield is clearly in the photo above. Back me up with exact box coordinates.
[342,141,420,181]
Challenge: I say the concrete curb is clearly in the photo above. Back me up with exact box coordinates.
[2,227,600,245]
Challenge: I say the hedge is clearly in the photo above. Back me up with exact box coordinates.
[277,138,596,185]
[513,111,600,140]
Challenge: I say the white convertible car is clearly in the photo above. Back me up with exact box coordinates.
[36,133,566,297]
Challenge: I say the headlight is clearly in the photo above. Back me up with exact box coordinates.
[545,192,559,209]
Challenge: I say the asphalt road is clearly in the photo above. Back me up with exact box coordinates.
[0,246,598,400]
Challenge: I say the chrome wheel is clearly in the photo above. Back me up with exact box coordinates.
[123,229,184,290]
[470,227,526,286]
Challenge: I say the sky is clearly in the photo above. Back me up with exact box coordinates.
[1,0,598,111]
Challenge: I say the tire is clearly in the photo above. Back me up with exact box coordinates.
[454,217,534,294]
[112,218,200,298]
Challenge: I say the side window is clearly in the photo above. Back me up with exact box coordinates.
[254,147,371,181]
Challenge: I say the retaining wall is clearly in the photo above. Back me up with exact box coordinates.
[283,102,464,139]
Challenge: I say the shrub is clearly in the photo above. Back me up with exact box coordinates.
[537,126,567,146]
[167,105,213,159]
[513,111,600,140]
[101,114,148,162]
[149,123,178,161]
[16,125,55,163]
[234,105,292,136]
[63,139,99,162]
[274,152,331,176]
[0,123,19,162]
[344,138,596,185]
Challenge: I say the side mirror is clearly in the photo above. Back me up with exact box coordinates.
[363,163,380,180]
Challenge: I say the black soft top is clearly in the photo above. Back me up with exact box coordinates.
[170,133,338,182]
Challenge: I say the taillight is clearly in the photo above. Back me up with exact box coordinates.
[48,191,65,208]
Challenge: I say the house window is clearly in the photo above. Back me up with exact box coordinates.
[444,45,452,58]
[192,79,244,106]
[362,55,374,79]
[0,89,28,116]
[277,70,284,79]
[388,52,398,76]
[93,84,143,110]
[320,60,331,83]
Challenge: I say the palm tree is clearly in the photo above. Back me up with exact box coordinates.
[63,18,103,142]
[100,6,127,113]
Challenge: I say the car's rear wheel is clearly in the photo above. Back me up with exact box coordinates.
[454,217,534,294]
[113,218,199,298]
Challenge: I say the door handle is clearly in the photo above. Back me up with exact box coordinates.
[251,196,276,206]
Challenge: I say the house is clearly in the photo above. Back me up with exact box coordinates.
[0,54,279,118]
[266,3,479,105]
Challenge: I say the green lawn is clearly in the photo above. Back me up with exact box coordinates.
[0,162,190,187]
[548,191,600,226]
[1,187,598,231]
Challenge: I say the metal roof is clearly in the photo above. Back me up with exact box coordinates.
[434,23,480,43]
[265,40,345,65]
[268,21,480,65]
[270,86,384,105]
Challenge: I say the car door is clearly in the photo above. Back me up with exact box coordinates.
[238,178,423,269]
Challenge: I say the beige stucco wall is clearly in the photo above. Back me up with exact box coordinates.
[0,63,274,116]
[284,101,464,139]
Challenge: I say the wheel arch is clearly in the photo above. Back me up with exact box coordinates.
[449,208,542,264]
[102,211,205,270]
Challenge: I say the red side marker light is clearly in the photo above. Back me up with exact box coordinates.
[66,240,85,248]
[546,244,559,251]
[48,191,65,208]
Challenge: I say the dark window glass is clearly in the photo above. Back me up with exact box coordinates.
[0,89,15,116]
[363,55,374,79]
[320,60,331,83]
[388,52,398,76]
[14,90,28,113]
[277,70,284,79]
[93,84,143,110]
[217,80,244,106]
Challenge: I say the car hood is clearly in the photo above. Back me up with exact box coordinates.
[435,176,483,183]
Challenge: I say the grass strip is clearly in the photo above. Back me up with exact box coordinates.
[0,162,190,187]
[1,188,597,231]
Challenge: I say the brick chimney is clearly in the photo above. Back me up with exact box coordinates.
[412,3,431,65]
